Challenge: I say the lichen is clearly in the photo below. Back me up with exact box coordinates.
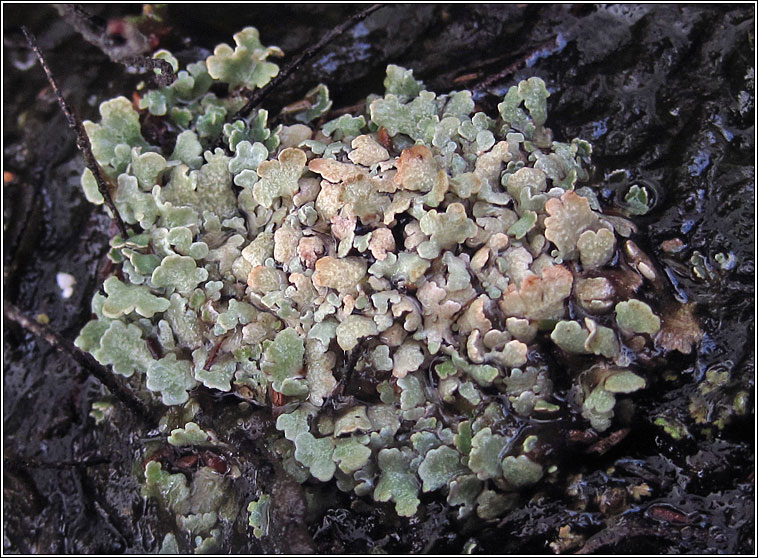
[205,27,282,90]
[247,494,271,539]
[75,26,693,536]
[168,422,217,447]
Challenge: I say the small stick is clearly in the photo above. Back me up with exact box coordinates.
[472,36,561,93]
[55,4,176,86]
[5,455,111,470]
[203,333,230,371]
[21,26,130,238]
[323,100,368,120]
[232,4,383,122]
[4,302,156,427]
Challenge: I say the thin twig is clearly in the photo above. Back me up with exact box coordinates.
[4,455,111,470]
[472,36,560,93]
[203,333,230,371]
[4,302,156,427]
[323,100,368,120]
[21,26,130,238]
[232,4,383,122]
[576,517,665,554]
[55,4,176,86]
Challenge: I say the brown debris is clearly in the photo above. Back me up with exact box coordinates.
[656,303,703,354]
[586,428,630,455]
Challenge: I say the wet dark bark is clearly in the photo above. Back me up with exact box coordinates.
[3,4,754,554]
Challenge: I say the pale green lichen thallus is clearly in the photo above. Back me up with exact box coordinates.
[74,26,700,549]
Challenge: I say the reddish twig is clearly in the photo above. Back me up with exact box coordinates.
[203,333,230,371]
[21,26,130,238]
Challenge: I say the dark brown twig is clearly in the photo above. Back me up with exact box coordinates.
[203,333,230,371]
[472,36,561,93]
[4,302,156,427]
[55,4,176,86]
[21,26,130,238]
[232,4,383,122]
[576,517,666,554]
[323,100,368,120]
[5,455,111,470]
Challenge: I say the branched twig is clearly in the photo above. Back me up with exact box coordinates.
[21,26,130,238]
[4,302,156,427]
[232,4,383,122]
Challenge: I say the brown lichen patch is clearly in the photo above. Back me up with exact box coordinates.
[309,158,364,183]
[574,276,616,313]
[656,303,703,354]
[348,134,390,166]
[456,295,493,335]
[312,256,367,293]
[339,174,389,223]
[315,179,345,221]
[474,141,512,189]
[377,126,392,151]
[288,272,317,308]
[293,177,320,207]
[248,265,286,294]
[601,267,644,300]
[330,213,356,242]
[544,190,600,259]
[368,227,396,261]
[297,236,324,269]
[394,145,437,192]
[623,239,657,282]
[499,264,573,321]
[279,124,313,148]
[274,224,302,265]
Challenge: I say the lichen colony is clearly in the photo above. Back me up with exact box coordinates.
[72,26,701,551]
